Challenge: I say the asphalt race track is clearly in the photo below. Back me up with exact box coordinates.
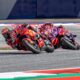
[0,22,80,72]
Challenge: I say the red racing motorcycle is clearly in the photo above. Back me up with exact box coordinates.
[51,26,80,50]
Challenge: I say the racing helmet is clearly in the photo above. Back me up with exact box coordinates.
[42,23,53,30]
[58,25,64,28]
[21,23,28,28]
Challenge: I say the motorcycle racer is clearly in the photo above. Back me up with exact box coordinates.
[2,23,36,49]
[39,23,70,48]
[39,23,53,39]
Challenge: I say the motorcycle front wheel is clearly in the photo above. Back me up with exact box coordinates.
[61,36,80,50]
[45,45,54,53]
[22,39,41,54]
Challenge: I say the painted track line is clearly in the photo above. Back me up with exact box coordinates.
[0,68,80,80]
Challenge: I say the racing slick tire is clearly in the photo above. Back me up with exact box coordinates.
[61,36,80,50]
[22,39,41,54]
[45,45,54,53]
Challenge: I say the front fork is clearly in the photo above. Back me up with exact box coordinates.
[38,38,45,49]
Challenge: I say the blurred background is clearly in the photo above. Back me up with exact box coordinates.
[0,0,80,45]
[0,0,80,19]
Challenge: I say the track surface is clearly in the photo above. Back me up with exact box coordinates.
[0,23,80,72]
